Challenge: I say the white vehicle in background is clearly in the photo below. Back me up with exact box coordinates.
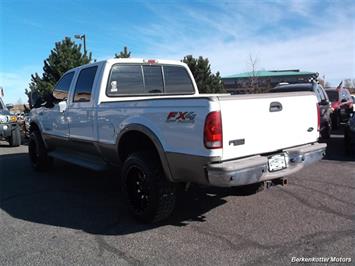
[29,58,326,223]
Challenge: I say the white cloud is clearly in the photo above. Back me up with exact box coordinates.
[0,66,39,104]
[132,1,354,86]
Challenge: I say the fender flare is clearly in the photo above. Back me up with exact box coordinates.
[116,124,174,182]
[29,121,48,149]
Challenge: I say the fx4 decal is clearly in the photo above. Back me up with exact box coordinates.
[166,112,196,123]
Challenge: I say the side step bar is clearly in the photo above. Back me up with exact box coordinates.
[48,150,109,171]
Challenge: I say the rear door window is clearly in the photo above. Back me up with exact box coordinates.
[73,66,98,102]
[163,66,194,94]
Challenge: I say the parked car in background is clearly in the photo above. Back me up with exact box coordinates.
[270,82,331,139]
[0,97,21,146]
[344,113,355,155]
[325,88,353,129]
[351,95,355,112]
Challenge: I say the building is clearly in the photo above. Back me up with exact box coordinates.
[222,69,318,94]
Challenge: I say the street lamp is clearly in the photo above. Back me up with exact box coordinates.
[74,34,86,54]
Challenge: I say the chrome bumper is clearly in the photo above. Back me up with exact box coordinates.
[206,143,327,187]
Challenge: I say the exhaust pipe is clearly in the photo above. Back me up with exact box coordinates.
[272,177,288,186]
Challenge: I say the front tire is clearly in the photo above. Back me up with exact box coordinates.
[28,130,52,171]
[121,152,176,223]
[9,127,21,147]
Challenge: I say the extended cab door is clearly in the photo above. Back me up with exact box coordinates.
[66,64,101,154]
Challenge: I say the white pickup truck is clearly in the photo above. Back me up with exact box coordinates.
[29,58,326,223]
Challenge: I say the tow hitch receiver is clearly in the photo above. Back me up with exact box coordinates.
[273,177,288,186]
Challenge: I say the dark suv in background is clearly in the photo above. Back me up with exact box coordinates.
[270,82,331,139]
[0,97,21,146]
[325,88,353,129]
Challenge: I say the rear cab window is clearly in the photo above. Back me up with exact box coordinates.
[106,64,194,96]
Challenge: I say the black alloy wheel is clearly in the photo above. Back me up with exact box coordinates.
[121,151,176,223]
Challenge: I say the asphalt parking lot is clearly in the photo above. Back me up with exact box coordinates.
[0,131,354,265]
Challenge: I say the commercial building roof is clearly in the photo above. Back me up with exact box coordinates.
[223,69,317,79]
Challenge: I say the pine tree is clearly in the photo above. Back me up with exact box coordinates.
[26,37,92,105]
[115,46,131,58]
[182,55,225,93]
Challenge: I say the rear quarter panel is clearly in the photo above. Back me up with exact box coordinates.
[96,97,221,157]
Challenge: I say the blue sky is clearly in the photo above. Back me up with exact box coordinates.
[0,0,354,103]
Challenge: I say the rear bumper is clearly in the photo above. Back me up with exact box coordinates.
[206,143,327,187]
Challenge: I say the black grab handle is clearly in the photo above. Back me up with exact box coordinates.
[269,102,283,112]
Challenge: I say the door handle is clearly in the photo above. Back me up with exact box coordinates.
[270,102,283,112]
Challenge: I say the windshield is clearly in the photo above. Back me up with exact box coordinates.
[326,90,338,102]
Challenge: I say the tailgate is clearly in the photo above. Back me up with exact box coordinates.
[218,92,319,161]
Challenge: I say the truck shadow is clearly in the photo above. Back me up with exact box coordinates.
[1,133,351,235]
[0,153,254,236]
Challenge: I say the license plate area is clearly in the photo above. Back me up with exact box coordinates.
[268,153,288,172]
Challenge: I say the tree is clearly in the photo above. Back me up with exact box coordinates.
[182,55,225,93]
[115,46,131,58]
[248,54,258,91]
[344,78,354,89]
[26,37,92,105]
[16,98,23,105]
[318,78,325,87]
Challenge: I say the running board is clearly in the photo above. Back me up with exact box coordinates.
[48,150,108,171]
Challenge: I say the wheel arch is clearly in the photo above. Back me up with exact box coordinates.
[117,124,174,182]
[29,121,48,149]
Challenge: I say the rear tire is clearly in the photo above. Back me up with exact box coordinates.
[9,127,21,147]
[121,151,176,223]
[28,130,52,171]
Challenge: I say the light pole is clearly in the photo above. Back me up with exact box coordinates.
[74,34,86,54]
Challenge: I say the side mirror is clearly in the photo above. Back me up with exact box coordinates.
[58,101,67,113]
[53,89,68,102]
[30,91,44,109]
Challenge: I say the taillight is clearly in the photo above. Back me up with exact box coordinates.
[204,111,223,149]
[316,103,320,131]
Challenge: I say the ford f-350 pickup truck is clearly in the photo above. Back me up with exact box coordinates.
[29,58,326,223]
